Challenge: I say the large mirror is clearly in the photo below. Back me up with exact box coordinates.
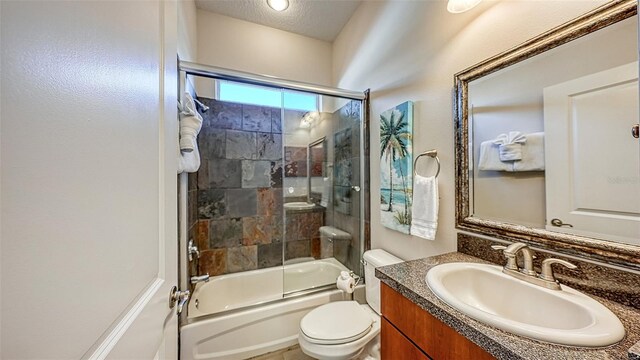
[455,0,640,269]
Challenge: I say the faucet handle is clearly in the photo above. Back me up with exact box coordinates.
[540,258,577,282]
[188,239,200,261]
[491,244,518,271]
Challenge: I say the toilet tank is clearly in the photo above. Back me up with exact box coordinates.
[363,249,403,315]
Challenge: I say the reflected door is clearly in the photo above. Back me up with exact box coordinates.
[544,62,640,244]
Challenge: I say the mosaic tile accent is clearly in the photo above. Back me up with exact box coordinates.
[227,245,258,273]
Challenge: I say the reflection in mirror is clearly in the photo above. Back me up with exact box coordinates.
[308,136,327,204]
[455,0,640,268]
[469,15,638,246]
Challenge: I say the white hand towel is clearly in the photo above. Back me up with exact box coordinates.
[478,140,512,171]
[493,131,527,161]
[514,132,545,171]
[410,175,439,240]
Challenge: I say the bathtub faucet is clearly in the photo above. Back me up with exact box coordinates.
[190,274,210,284]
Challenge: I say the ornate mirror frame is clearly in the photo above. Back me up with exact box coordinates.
[454,0,640,270]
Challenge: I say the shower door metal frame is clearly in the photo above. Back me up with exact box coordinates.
[177,61,371,321]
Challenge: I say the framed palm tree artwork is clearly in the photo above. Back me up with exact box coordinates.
[380,101,413,234]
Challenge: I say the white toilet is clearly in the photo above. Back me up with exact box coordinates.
[298,249,403,360]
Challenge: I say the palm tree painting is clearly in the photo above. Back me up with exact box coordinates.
[380,101,413,234]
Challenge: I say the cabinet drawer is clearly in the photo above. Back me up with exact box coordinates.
[381,283,494,360]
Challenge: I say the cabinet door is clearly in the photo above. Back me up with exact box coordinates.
[381,284,495,360]
[382,318,430,360]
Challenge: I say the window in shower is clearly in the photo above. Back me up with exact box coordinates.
[217,80,319,111]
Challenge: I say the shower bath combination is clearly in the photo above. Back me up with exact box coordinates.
[177,61,370,360]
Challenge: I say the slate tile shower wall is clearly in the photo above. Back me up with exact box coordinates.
[193,98,285,276]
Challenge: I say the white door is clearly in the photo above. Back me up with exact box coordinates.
[543,62,640,245]
[1,1,180,359]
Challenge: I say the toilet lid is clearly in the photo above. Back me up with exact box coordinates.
[300,301,373,345]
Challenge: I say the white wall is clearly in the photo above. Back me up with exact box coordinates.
[197,10,333,86]
[178,0,198,62]
[332,0,608,261]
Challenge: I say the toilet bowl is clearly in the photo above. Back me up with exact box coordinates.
[298,249,402,360]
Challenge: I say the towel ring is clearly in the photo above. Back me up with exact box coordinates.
[413,150,440,178]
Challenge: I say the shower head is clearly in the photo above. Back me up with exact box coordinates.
[193,98,210,113]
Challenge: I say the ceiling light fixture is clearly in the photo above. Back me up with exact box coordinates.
[267,0,289,12]
[447,0,482,13]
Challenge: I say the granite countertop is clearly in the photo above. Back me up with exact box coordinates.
[376,252,640,360]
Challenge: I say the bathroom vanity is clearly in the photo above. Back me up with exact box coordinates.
[377,252,640,360]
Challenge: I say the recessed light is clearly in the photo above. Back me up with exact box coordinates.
[447,0,482,13]
[267,0,289,12]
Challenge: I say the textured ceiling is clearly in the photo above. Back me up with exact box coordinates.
[195,0,363,42]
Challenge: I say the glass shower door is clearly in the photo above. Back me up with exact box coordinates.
[282,94,364,295]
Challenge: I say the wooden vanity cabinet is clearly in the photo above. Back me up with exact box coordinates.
[380,283,495,360]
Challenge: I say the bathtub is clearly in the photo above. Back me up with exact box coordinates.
[181,258,353,360]
[187,257,349,317]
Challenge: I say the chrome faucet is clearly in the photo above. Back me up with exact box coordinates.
[190,274,210,284]
[492,242,576,291]
[188,239,200,262]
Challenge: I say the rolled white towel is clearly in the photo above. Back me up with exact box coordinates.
[179,92,203,153]
[177,92,203,173]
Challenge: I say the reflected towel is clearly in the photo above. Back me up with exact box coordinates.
[494,131,527,161]
[514,132,545,171]
[478,140,512,171]
[410,175,438,240]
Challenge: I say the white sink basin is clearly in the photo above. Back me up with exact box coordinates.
[426,262,625,347]
[284,202,315,210]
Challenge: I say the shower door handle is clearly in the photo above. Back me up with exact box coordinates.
[351,185,361,192]
[169,286,190,315]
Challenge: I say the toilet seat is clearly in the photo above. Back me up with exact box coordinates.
[300,301,373,345]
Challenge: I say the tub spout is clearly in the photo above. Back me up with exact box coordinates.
[191,274,210,284]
